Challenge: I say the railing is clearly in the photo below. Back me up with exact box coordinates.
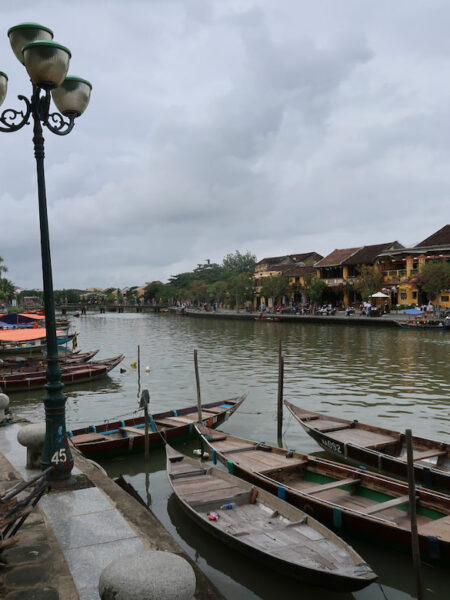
[383,269,407,279]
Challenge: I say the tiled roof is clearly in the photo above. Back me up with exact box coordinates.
[315,248,361,268]
[343,242,401,265]
[284,265,315,276]
[256,252,321,266]
[415,225,450,248]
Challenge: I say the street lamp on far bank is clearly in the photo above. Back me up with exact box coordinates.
[0,23,92,483]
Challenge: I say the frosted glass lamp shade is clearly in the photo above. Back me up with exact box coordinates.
[22,41,71,90]
[0,72,7,107]
[8,23,53,64]
[52,76,92,117]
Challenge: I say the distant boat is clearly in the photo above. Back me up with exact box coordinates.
[0,349,99,370]
[0,328,75,355]
[166,444,376,592]
[284,401,450,493]
[68,394,247,460]
[398,319,449,330]
[0,355,124,393]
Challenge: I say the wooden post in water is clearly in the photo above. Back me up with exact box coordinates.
[194,349,202,422]
[137,345,141,398]
[277,340,284,444]
[140,389,150,461]
[405,429,424,600]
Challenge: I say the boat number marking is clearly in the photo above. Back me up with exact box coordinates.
[51,449,68,464]
[321,438,342,454]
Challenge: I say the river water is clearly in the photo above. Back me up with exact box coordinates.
[9,312,450,600]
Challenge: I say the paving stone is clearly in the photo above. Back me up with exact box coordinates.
[2,543,50,563]
[4,564,47,586]
[5,588,60,600]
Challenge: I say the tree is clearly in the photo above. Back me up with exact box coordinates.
[353,265,384,301]
[144,281,167,303]
[416,261,450,309]
[260,275,289,309]
[227,273,253,312]
[302,274,327,308]
[222,250,257,275]
[0,278,15,304]
[0,256,8,279]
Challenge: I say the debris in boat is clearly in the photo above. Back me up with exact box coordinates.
[130,361,137,368]
[193,448,209,458]
[145,366,150,373]
[120,368,126,373]
[207,512,219,521]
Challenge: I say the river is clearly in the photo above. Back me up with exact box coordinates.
[8,312,450,600]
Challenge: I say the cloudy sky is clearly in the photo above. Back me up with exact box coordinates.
[1,1,449,290]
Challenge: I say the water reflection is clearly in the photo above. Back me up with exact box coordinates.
[8,312,450,600]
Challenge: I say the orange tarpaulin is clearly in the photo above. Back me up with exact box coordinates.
[21,313,45,320]
[0,328,47,342]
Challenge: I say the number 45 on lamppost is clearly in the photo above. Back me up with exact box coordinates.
[0,24,92,483]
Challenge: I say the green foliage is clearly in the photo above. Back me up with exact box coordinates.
[416,261,450,304]
[53,289,82,304]
[0,256,8,279]
[227,273,254,311]
[222,250,256,275]
[353,265,384,301]
[260,275,289,305]
[302,274,327,306]
[0,278,15,303]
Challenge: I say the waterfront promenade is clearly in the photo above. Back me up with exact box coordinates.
[0,422,225,600]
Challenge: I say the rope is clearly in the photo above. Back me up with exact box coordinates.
[67,406,143,425]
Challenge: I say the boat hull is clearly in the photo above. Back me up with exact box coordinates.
[69,395,246,461]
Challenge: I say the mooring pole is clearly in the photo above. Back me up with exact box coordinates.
[194,349,202,422]
[139,389,150,461]
[405,429,424,600]
[137,345,141,398]
[277,340,284,444]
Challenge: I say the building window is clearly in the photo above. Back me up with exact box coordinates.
[400,292,407,301]
[441,295,449,302]
[412,291,418,300]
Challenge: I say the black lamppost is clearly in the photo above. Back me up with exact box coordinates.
[0,23,92,483]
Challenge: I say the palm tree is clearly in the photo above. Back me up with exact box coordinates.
[0,256,8,279]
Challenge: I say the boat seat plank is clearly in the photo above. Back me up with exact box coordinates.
[304,477,360,495]
[168,415,199,424]
[201,407,225,414]
[223,445,256,455]
[71,432,108,444]
[120,426,146,436]
[309,419,349,432]
[420,515,450,537]
[328,428,398,447]
[184,486,246,505]
[399,449,447,461]
[154,418,187,428]
[362,495,410,515]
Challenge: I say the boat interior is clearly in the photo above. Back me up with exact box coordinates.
[201,430,450,535]
[167,451,367,578]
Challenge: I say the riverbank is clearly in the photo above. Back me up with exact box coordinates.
[173,307,411,328]
[0,422,225,600]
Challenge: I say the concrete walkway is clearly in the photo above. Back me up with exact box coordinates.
[0,422,225,600]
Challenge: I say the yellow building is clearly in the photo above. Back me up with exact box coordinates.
[315,242,402,307]
[376,225,450,308]
[253,252,322,309]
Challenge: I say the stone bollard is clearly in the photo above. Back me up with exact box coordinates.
[99,550,196,600]
[17,422,46,469]
[0,392,9,423]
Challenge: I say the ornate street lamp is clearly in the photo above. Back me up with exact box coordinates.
[0,23,92,483]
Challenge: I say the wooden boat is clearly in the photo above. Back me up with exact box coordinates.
[0,349,99,370]
[254,315,281,322]
[0,354,124,393]
[0,328,75,355]
[197,425,450,566]
[284,401,450,494]
[68,394,247,461]
[398,318,449,330]
[166,444,376,591]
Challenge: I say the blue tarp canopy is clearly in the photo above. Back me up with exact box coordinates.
[0,313,37,325]
[403,308,424,315]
